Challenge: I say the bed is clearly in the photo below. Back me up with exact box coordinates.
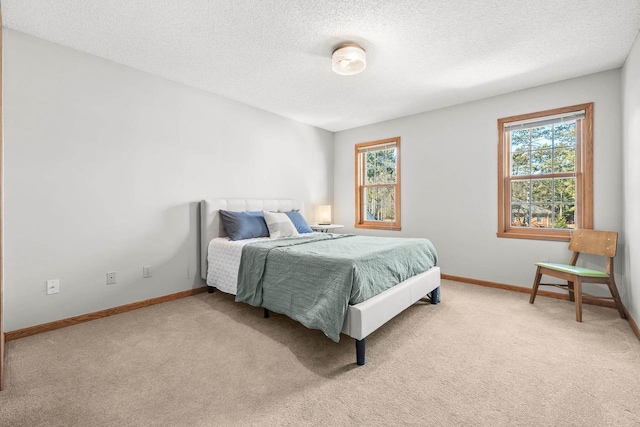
[200,199,441,365]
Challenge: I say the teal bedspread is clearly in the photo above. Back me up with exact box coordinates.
[235,234,438,342]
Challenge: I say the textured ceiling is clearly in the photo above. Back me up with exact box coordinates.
[3,1,640,131]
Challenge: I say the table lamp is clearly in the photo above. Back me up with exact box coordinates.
[317,205,332,225]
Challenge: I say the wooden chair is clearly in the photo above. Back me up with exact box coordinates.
[529,229,626,322]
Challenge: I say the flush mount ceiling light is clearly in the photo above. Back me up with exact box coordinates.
[332,43,366,75]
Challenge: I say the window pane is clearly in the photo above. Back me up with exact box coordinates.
[531,204,553,228]
[554,204,575,229]
[365,148,397,185]
[554,122,576,147]
[364,186,396,222]
[511,129,530,152]
[511,204,530,227]
[530,125,553,150]
[553,146,575,173]
[553,178,576,203]
[511,180,529,203]
[531,179,553,203]
[511,150,530,175]
[531,149,552,174]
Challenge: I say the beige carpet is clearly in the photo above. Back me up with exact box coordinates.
[1,280,639,426]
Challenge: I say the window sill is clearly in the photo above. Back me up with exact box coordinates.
[355,223,401,231]
[497,229,571,242]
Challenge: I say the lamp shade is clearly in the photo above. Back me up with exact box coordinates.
[317,205,332,225]
[331,44,366,75]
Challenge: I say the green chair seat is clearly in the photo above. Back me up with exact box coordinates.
[535,262,609,278]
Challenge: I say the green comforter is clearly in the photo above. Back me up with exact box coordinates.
[235,233,438,342]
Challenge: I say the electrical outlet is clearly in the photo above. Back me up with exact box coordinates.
[106,271,116,285]
[143,265,152,278]
[46,279,60,295]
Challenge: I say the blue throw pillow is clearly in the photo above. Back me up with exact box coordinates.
[284,210,313,234]
[219,210,269,241]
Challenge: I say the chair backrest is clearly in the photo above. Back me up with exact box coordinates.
[568,229,617,257]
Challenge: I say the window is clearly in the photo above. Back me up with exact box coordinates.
[355,137,401,230]
[498,103,593,241]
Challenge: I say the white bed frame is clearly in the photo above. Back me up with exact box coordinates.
[200,199,441,365]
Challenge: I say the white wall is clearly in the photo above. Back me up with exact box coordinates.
[3,30,334,331]
[622,30,640,323]
[334,70,623,291]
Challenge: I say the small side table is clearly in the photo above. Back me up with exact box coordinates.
[310,224,344,233]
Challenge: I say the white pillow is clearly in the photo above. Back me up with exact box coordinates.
[262,210,300,239]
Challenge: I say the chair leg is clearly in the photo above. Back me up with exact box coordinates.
[567,281,575,302]
[529,267,542,304]
[606,278,627,319]
[574,277,583,322]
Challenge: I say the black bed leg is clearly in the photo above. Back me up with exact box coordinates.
[264,308,270,319]
[356,339,366,366]
[207,286,215,294]
[428,286,441,305]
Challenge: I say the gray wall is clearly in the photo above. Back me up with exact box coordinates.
[333,70,623,291]
[3,27,634,332]
[3,30,334,331]
[622,30,640,323]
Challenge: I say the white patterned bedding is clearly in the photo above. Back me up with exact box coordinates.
[206,237,270,294]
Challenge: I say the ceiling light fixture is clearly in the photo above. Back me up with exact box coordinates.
[332,43,366,76]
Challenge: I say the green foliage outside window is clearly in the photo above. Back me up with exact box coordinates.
[510,123,576,229]
[364,148,397,221]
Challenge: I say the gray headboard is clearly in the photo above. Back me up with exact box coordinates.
[200,199,305,280]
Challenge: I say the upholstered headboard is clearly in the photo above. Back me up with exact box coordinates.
[199,199,305,280]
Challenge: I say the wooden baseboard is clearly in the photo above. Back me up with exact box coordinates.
[0,332,4,391]
[624,307,640,342]
[7,277,639,344]
[5,287,208,342]
[441,274,616,308]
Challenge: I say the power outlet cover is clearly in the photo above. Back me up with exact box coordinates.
[106,271,116,285]
[46,279,60,295]
[143,265,152,278]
